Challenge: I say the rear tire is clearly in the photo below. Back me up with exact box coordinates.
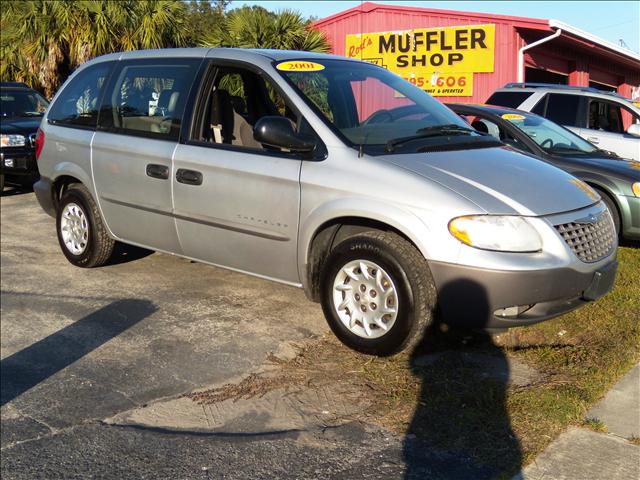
[0,174,5,192]
[56,183,115,267]
[320,230,436,356]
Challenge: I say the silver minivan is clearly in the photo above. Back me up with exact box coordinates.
[34,49,618,355]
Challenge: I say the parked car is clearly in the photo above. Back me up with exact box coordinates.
[486,83,640,161]
[34,49,617,355]
[447,103,640,241]
[1,81,49,191]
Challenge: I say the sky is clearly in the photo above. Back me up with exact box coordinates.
[236,1,640,53]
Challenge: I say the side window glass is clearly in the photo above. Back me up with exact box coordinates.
[100,60,199,140]
[531,95,547,116]
[485,91,533,108]
[588,100,625,133]
[469,116,501,140]
[545,94,580,126]
[620,104,640,132]
[48,63,112,128]
[195,66,302,152]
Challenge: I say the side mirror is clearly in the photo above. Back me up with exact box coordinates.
[627,123,640,137]
[253,116,316,153]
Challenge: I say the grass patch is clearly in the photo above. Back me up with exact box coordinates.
[582,417,608,433]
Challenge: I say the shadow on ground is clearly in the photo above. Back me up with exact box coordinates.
[1,183,34,197]
[108,242,155,265]
[403,279,522,479]
[1,298,157,406]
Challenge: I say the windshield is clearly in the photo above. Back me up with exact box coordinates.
[276,59,486,154]
[0,89,49,118]
[501,112,598,155]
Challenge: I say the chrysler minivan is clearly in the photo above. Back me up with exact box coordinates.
[34,49,618,355]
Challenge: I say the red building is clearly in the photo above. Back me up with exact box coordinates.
[314,2,640,104]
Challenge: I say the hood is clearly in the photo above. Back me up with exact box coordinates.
[0,117,43,135]
[385,145,599,216]
[553,155,640,182]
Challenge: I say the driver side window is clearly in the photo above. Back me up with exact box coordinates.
[195,65,300,152]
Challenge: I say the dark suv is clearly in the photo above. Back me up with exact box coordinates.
[1,82,49,191]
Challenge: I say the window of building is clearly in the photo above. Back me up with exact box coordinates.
[48,63,113,128]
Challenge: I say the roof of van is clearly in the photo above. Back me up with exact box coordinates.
[90,48,351,63]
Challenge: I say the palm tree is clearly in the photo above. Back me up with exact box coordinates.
[200,6,329,53]
[0,0,189,97]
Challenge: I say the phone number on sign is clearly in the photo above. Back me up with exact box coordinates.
[402,75,468,88]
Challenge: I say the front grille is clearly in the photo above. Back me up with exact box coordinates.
[555,210,615,263]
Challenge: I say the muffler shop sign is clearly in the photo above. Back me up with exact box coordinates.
[346,24,495,96]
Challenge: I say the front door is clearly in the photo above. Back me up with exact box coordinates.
[580,98,640,160]
[172,62,310,283]
[92,58,201,252]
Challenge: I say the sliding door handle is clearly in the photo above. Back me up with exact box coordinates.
[146,164,169,180]
[176,168,203,186]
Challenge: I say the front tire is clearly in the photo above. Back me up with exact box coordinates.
[57,183,115,267]
[320,231,437,356]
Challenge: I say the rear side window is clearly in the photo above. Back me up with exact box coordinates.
[48,63,112,128]
[485,91,533,108]
[544,94,581,126]
[99,59,200,140]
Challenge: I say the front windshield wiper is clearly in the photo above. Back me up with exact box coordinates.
[546,145,590,155]
[385,124,477,152]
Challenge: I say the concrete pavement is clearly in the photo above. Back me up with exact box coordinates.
[517,365,640,480]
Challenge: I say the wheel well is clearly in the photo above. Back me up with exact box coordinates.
[305,217,417,302]
[585,182,621,223]
[52,175,82,212]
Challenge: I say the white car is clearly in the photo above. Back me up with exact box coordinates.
[486,83,640,161]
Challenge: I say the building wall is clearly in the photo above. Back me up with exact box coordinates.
[315,3,640,104]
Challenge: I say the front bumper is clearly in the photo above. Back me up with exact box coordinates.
[430,256,618,329]
[0,147,38,178]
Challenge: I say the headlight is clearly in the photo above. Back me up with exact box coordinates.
[448,215,542,252]
[0,134,26,147]
[632,182,640,197]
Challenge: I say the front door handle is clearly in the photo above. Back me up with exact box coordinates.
[587,137,600,144]
[176,168,203,186]
[146,163,169,180]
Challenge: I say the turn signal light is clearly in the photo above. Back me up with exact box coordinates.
[632,182,640,198]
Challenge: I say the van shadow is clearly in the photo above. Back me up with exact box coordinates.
[107,242,154,265]
[1,298,157,406]
[403,279,522,479]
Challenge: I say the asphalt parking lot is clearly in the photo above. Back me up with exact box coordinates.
[1,189,433,479]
